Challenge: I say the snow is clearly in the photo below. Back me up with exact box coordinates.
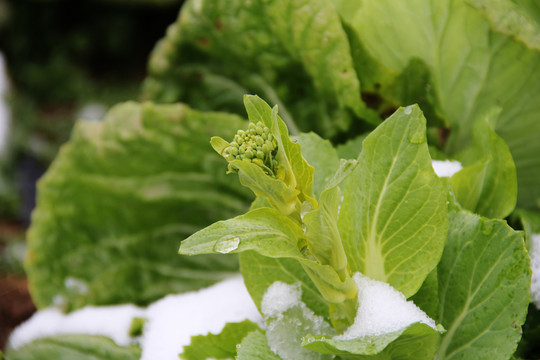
[261,281,302,318]
[431,160,462,178]
[334,273,436,340]
[0,52,10,156]
[9,276,263,359]
[141,276,261,360]
[9,305,145,348]
[261,281,334,360]
[529,234,540,308]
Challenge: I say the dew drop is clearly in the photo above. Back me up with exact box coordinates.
[214,235,240,253]
[403,106,413,115]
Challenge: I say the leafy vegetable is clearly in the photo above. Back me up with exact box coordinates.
[5,335,141,360]
[449,111,517,219]
[143,0,379,138]
[181,98,452,358]
[436,209,530,360]
[338,105,447,298]
[17,0,540,358]
[25,102,252,311]
[333,0,540,210]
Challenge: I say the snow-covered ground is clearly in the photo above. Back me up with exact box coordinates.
[9,276,263,360]
[0,52,10,156]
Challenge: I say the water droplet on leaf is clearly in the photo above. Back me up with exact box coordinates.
[214,235,240,253]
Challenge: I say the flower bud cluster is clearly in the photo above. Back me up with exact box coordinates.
[223,121,278,175]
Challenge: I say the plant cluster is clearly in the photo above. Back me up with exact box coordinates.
[5,0,540,359]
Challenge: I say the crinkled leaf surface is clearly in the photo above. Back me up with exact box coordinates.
[335,0,540,210]
[26,102,251,310]
[436,210,530,360]
[338,105,447,298]
[179,320,260,360]
[143,0,377,138]
[450,112,517,218]
[5,335,141,360]
[303,323,439,359]
[467,0,540,49]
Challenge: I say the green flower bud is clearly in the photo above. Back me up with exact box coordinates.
[219,121,280,176]
[252,158,264,167]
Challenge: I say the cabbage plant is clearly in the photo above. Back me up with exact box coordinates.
[6,0,540,359]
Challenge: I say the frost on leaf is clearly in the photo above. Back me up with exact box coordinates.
[261,281,335,360]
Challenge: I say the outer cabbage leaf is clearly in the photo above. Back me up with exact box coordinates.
[5,335,141,360]
[143,0,378,138]
[338,105,448,298]
[467,0,540,50]
[450,111,517,218]
[26,102,251,310]
[436,210,531,360]
[335,0,540,210]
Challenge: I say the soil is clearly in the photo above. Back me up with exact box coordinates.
[0,275,36,351]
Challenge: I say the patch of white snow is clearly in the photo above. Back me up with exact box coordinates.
[334,273,436,340]
[261,281,302,319]
[431,160,463,178]
[261,281,334,360]
[9,276,262,360]
[530,234,540,308]
[141,276,261,360]
[9,305,145,348]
